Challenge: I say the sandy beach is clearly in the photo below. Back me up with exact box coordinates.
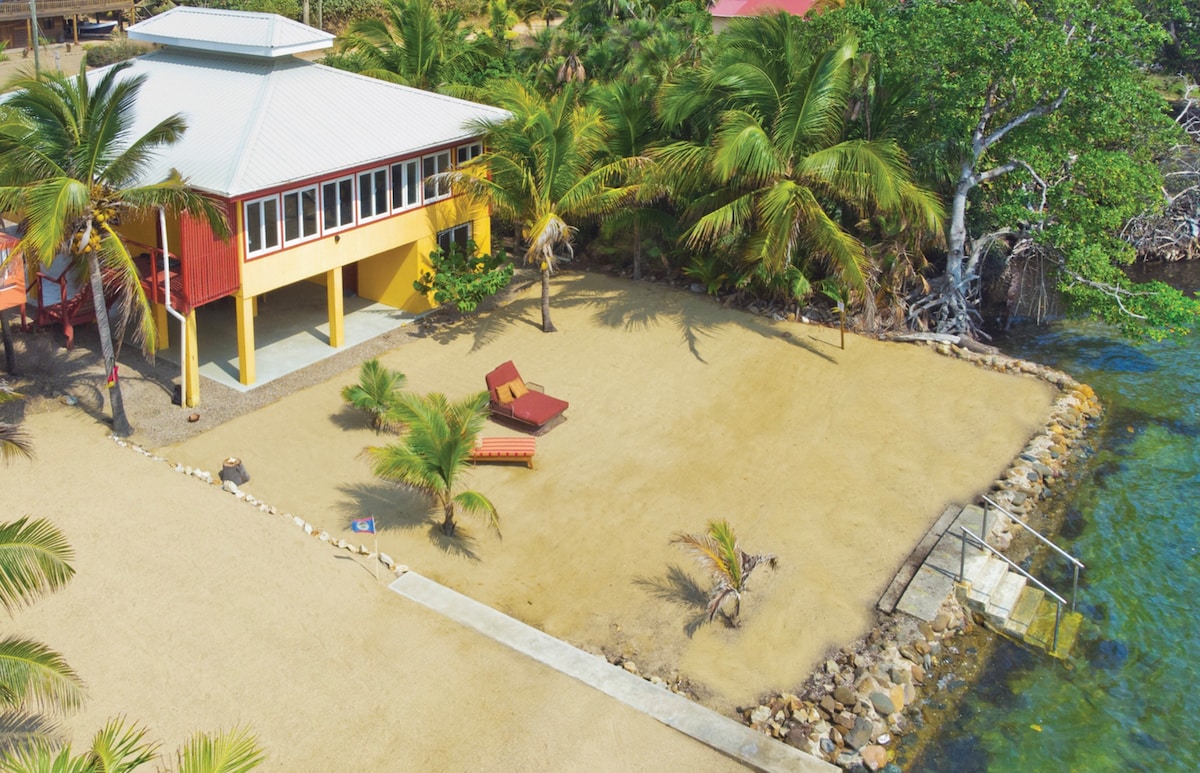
[2,272,1055,768]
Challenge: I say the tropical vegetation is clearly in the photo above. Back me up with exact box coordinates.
[342,358,408,433]
[0,718,265,772]
[413,240,514,313]
[673,519,776,627]
[0,62,227,436]
[364,391,498,537]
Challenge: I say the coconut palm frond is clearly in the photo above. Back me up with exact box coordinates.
[674,520,776,627]
[0,517,75,613]
[0,637,84,715]
[176,725,265,773]
[342,359,408,433]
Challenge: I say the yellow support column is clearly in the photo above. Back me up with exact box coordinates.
[152,302,170,351]
[236,292,256,386]
[184,310,200,407]
[327,266,344,348]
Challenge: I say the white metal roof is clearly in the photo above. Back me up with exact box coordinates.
[127,6,334,58]
[97,47,509,198]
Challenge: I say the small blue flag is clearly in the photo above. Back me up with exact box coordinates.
[351,517,376,534]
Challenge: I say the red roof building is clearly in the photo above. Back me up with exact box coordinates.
[709,0,818,31]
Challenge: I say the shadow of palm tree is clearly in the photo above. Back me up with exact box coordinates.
[634,563,711,637]
[0,710,65,756]
[428,523,481,562]
[337,481,435,532]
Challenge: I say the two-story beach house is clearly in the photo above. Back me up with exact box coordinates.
[87,7,507,405]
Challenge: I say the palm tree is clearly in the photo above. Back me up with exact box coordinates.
[365,391,497,537]
[673,520,776,627]
[0,718,264,772]
[0,516,84,753]
[0,62,228,437]
[335,0,483,92]
[0,383,31,463]
[341,359,407,433]
[590,79,673,280]
[657,19,942,305]
[447,81,627,332]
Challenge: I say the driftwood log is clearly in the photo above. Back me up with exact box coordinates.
[885,332,1001,356]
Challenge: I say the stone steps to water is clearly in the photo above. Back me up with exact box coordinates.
[886,502,1083,659]
[984,571,1028,628]
[1024,598,1084,659]
[1004,586,1045,637]
[965,556,1009,606]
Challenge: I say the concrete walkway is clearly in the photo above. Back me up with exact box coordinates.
[389,572,836,773]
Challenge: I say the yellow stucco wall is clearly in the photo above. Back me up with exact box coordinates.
[238,196,490,313]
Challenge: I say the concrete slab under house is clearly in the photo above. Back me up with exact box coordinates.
[72,6,507,406]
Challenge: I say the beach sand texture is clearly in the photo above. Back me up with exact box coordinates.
[2,273,1054,768]
[165,274,1053,709]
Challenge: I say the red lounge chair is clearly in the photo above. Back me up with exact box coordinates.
[470,436,537,468]
[485,361,569,431]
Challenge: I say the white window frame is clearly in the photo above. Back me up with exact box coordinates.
[244,195,281,257]
[321,175,356,234]
[457,142,482,165]
[422,150,452,203]
[436,223,472,255]
[282,185,319,247]
[391,159,421,213]
[358,166,390,223]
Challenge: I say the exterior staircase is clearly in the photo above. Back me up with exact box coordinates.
[882,499,1084,659]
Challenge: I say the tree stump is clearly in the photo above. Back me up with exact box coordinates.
[219,457,250,486]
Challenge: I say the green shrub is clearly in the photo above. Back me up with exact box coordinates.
[83,36,151,67]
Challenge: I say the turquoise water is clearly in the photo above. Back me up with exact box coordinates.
[912,310,1200,770]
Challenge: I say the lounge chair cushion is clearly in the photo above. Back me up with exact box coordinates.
[494,383,515,404]
[508,379,529,399]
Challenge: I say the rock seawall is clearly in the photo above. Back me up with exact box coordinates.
[735,340,1101,771]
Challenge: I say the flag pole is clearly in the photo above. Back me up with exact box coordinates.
[373,530,379,582]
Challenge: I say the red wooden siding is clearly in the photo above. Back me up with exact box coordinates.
[179,208,239,311]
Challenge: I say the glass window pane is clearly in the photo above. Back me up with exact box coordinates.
[323,182,337,228]
[263,198,278,248]
[406,162,418,206]
[302,188,317,237]
[246,202,261,253]
[373,171,387,216]
[339,179,353,224]
[284,192,299,242]
[359,172,372,215]
[423,156,436,200]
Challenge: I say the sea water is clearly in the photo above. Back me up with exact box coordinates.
[910,269,1200,771]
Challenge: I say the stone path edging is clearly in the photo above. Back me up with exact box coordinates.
[389,570,837,773]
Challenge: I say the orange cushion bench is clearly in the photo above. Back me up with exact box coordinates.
[470,437,537,468]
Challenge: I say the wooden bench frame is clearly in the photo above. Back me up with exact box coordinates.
[469,437,537,468]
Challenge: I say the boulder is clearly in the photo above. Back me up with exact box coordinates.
[869,691,896,716]
[845,716,873,750]
[861,744,888,771]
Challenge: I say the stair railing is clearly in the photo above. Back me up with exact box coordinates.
[981,495,1085,611]
[958,526,1067,653]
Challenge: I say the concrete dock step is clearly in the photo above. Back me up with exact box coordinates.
[1004,586,1045,637]
[984,571,1027,628]
[1025,598,1084,659]
[966,556,1009,606]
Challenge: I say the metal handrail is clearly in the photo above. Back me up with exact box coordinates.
[959,526,1066,652]
[982,495,1083,611]
[981,495,1085,568]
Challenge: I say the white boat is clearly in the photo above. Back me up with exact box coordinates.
[70,19,117,38]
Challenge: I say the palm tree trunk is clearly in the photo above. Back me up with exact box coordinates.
[86,253,132,437]
[0,312,14,374]
[441,501,456,536]
[540,267,556,333]
[632,221,642,281]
